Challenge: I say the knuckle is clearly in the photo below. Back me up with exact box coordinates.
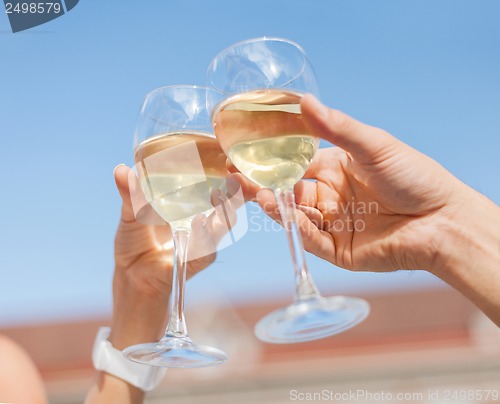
[329,109,352,132]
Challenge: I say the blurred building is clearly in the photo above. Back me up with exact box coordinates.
[2,287,500,404]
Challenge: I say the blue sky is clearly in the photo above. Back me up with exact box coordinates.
[0,1,499,326]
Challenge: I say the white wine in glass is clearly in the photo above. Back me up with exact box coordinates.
[214,89,318,191]
[136,132,227,226]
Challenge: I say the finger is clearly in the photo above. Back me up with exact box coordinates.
[301,94,398,164]
[228,172,262,202]
[113,164,136,222]
[303,147,346,179]
[256,186,324,229]
[294,180,325,226]
[295,208,335,263]
[226,158,238,173]
[114,165,161,268]
[187,214,216,275]
[208,185,242,244]
[120,165,166,226]
[226,159,264,201]
[255,189,282,225]
[302,150,323,179]
[296,204,324,229]
[294,180,318,208]
[225,173,243,199]
[255,189,333,261]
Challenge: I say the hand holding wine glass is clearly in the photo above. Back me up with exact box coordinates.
[231,93,465,272]
[234,94,500,327]
[110,164,232,352]
[85,163,239,402]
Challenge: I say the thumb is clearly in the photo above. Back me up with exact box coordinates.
[301,94,399,163]
[113,164,136,222]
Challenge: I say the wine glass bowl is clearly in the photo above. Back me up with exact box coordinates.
[208,38,370,344]
[207,37,318,96]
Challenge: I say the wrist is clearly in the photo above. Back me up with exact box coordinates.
[109,321,164,352]
[111,268,170,350]
[89,371,145,403]
[433,184,499,275]
[431,184,500,324]
[92,327,167,393]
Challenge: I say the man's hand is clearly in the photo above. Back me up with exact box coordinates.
[234,94,464,272]
[232,94,500,325]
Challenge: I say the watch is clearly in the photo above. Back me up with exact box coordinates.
[92,327,167,392]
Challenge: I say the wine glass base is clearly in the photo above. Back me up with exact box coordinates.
[122,336,228,368]
[254,296,370,344]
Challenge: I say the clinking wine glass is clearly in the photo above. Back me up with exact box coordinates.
[207,38,370,343]
[122,85,228,367]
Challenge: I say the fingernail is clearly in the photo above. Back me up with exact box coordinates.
[202,216,208,228]
[113,163,125,176]
[304,94,329,121]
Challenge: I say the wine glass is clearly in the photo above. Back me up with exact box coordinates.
[122,85,228,367]
[207,38,370,344]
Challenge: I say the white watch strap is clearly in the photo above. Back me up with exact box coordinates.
[92,327,167,392]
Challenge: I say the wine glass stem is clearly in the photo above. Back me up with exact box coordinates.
[275,189,320,302]
[164,225,190,338]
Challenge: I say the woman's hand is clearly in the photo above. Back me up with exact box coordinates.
[86,165,238,403]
